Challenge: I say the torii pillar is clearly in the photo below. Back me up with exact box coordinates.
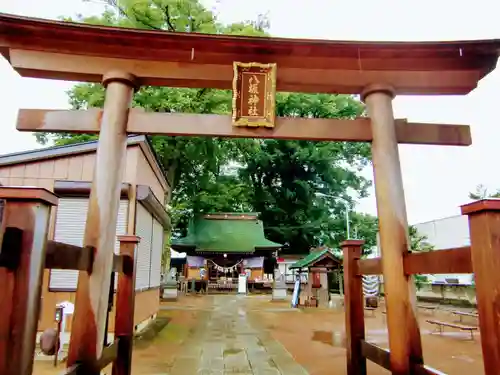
[362,84,423,374]
[67,71,138,371]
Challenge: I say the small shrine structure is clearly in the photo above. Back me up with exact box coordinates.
[290,248,342,307]
[171,213,282,292]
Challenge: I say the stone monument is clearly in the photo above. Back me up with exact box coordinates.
[162,267,178,301]
[272,269,287,300]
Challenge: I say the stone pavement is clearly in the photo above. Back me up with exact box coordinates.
[168,295,308,375]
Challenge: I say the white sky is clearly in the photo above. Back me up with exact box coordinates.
[1,0,500,224]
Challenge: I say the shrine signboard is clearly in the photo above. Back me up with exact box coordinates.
[232,62,277,128]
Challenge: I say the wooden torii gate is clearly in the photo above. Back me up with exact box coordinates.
[1,12,500,375]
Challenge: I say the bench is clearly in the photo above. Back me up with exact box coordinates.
[382,306,434,318]
[427,319,477,340]
[364,307,377,317]
[452,311,478,323]
[418,305,437,315]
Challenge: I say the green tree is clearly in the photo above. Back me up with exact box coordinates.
[239,93,371,254]
[350,213,379,252]
[409,225,433,252]
[40,0,373,254]
[408,225,434,289]
[469,184,500,200]
[38,0,268,234]
[320,212,379,257]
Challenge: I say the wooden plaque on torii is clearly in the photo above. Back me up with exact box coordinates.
[232,62,277,128]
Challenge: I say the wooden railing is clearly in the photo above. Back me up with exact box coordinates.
[356,246,473,276]
[360,341,446,375]
[343,199,500,375]
[2,187,500,375]
[0,187,140,375]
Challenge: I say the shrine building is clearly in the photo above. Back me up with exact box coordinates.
[171,212,282,291]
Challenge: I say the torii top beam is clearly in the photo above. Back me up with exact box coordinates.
[1,13,500,95]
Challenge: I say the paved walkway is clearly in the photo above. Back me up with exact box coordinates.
[167,295,308,375]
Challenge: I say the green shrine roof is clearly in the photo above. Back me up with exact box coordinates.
[171,213,282,253]
[289,248,340,269]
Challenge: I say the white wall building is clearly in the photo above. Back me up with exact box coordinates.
[377,215,474,285]
[412,215,473,285]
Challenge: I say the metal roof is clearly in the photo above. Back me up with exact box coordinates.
[0,135,169,186]
[171,215,282,253]
[289,248,341,269]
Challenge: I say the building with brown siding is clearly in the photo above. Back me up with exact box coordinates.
[0,135,170,336]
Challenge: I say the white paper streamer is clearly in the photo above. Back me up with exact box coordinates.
[362,275,380,297]
[210,259,243,273]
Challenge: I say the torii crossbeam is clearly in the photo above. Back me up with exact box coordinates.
[17,109,471,145]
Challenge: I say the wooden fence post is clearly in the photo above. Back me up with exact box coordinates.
[462,200,500,375]
[0,187,58,375]
[342,239,366,375]
[112,235,140,375]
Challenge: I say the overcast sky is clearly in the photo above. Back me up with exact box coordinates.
[1,0,500,224]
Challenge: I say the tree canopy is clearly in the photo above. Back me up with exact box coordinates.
[409,225,433,252]
[468,184,500,200]
[408,225,434,289]
[39,0,380,254]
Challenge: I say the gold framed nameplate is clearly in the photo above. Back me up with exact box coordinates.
[232,62,277,128]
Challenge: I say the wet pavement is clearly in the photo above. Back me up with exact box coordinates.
[34,295,484,375]
[167,295,308,375]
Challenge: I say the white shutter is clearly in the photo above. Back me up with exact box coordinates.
[135,204,152,290]
[49,198,129,290]
[150,219,164,288]
[49,199,87,290]
[114,200,128,289]
[115,200,129,253]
